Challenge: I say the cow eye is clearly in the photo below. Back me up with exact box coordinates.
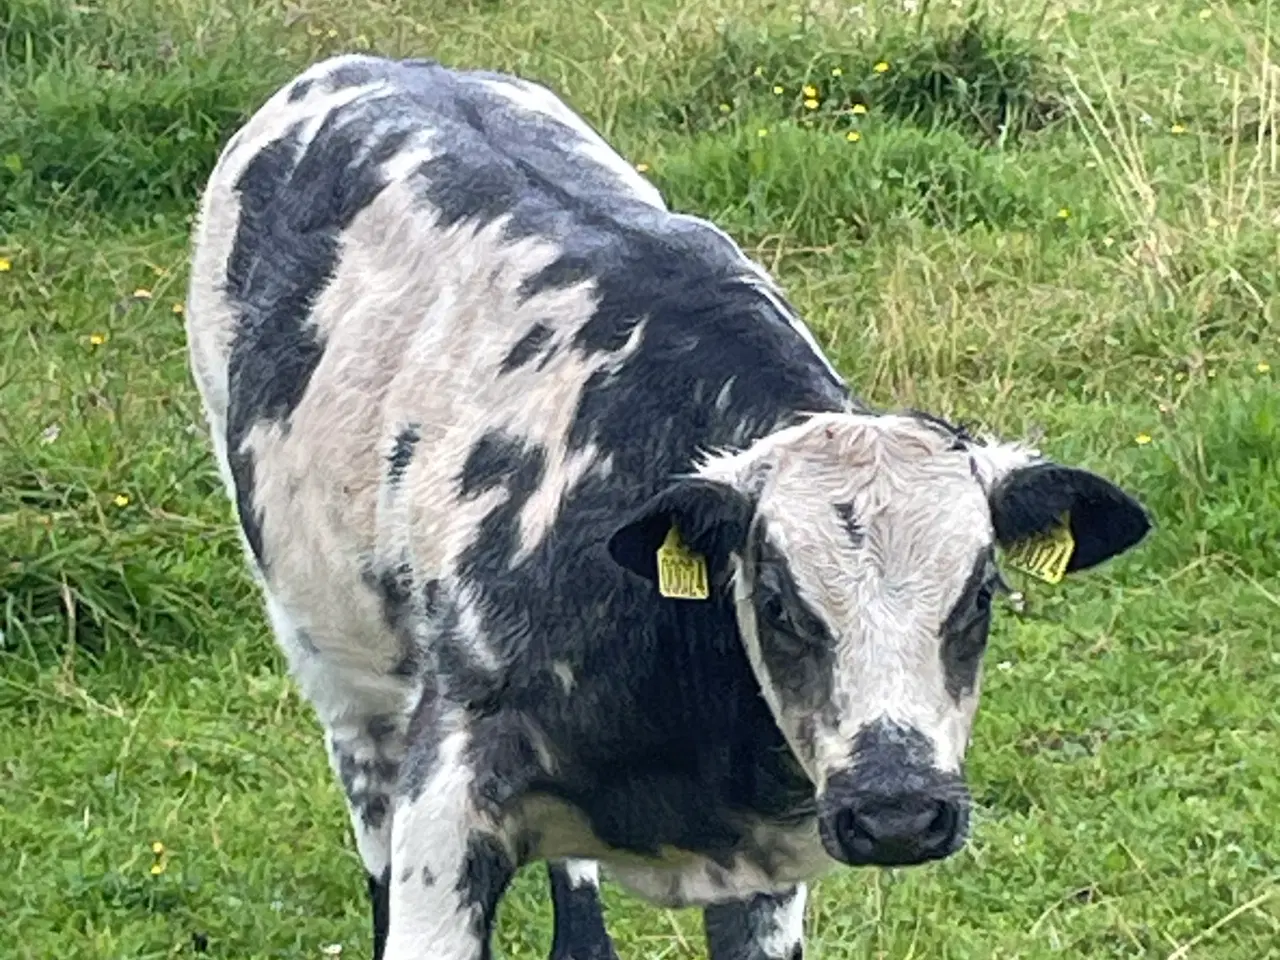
[760,592,792,632]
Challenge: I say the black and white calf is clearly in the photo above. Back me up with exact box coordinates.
[185,53,1150,960]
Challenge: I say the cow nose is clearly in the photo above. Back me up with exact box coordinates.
[821,793,962,866]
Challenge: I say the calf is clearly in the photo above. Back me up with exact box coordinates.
[184,53,1150,960]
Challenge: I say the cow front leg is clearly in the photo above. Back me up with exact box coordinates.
[703,885,807,960]
[547,859,619,960]
[325,714,408,960]
[384,727,518,960]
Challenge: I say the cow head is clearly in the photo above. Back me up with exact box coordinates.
[607,411,1149,868]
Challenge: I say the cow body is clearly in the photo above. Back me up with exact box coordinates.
[185,54,1150,959]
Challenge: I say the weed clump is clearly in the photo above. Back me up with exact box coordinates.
[630,15,1064,145]
[0,0,300,222]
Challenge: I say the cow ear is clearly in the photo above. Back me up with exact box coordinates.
[988,462,1152,574]
[607,478,754,584]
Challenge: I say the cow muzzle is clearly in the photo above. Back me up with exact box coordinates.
[816,720,971,867]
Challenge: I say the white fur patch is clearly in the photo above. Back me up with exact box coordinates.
[562,859,600,889]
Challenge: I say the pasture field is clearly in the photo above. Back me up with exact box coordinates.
[1,0,1277,956]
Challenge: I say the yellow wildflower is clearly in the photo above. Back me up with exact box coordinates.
[757,128,769,138]
[326,28,338,38]
[846,130,862,142]
[1134,433,1153,446]
[133,288,152,300]
[172,302,185,315]
[634,162,650,173]
[0,257,11,272]
[719,102,732,114]
[804,98,819,110]
[89,333,107,346]
[802,84,818,98]
[1259,362,1272,374]
[1170,123,1187,134]
[1057,207,1071,219]
[1199,8,1212,20]
[851,103,868,115]
[152,841,165,855]
[772,85,784,95]
[150,862,165,876]
[753,66,764,77]
[831,67,843,77]
[873,61,890,74]
[114,494,130,507]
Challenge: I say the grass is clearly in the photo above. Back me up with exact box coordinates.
[1,0,1277,956]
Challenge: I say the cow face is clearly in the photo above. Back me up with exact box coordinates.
[608,412,1149,868]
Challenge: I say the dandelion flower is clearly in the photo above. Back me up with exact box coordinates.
[1057,207,1071,219]
[114,494,130,507]
[851,103,868,115]
[873,61,890,73]
[634,162,650,173]
[1259,362,1272,374]
[152,841,165,855]
[89,333,107,346]
[803,84,818,98]
[1134,433,1153,446]
[772,85,785,95]
[831,67,843,77]
[753,66,764,77]
[133,288,152,300]
[757,127,770,138]
[719,102,732,114]
[150,862,165,876]
[804,98,819,110]
[0,257,10,272]
[172,302,185,315]
[1170,123,1187,134]
[846,130,862,142]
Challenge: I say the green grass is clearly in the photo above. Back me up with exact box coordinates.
[1,0,1278,956]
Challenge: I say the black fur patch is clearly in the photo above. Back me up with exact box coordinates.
[368,868,390,960]
[500,322,555,374]
[751,531,837,710]
[939,548,998,701]
[287,78,312,102]
[833,501,865,548]
[547,862,618,960]
[456,833,514,953]
[388,424,421,486]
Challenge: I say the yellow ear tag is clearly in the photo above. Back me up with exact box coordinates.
[1003,515,1075,585]
[656,525,710,600]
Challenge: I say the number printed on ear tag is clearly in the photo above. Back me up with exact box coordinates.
[656,525,710,600]
[1003,515,1075,585]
